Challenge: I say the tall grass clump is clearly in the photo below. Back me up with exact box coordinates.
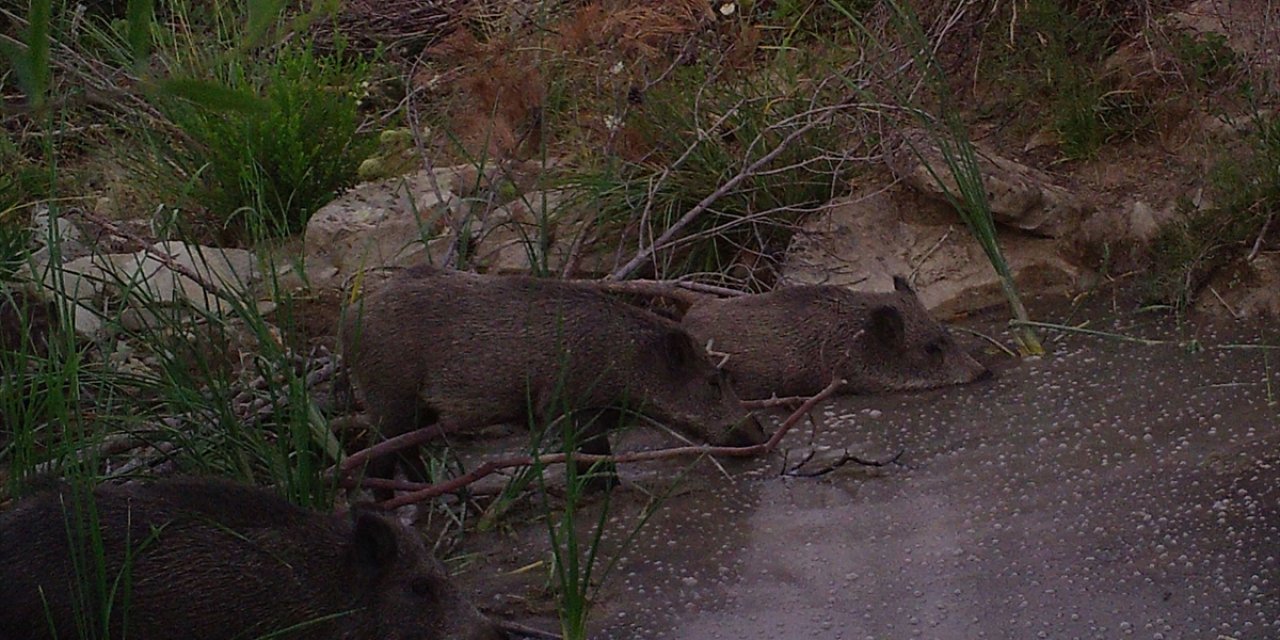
[531,403,668,640]
[101,250,343,507]
[974,0,1145,159]
[156,40,376,241]
[1,0,354,505]
[537,411,612,640]
[0,213,32,281]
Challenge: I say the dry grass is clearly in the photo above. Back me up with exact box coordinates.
[412,0,720,161]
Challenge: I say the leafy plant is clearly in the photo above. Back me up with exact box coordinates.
[158,42,375,241]
[1148,111,1280,307]
[976,0,1141,159]
[1173,31,1239,88]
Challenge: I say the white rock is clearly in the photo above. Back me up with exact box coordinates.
[781,187,1080,318]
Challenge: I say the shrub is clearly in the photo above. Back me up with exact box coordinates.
[160,42,375,241]
[1148,112,1280,306]
[573,56,854,284]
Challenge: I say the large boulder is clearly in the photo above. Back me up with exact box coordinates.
[301,163,613,291]
[781,186,1080,318]
[885,128,1092,238]
[30,242,259,336]
[302,169,459,290]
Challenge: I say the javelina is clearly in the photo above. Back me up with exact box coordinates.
[341,269,767,489]
[0,477,504,640]
[681,276,991,399]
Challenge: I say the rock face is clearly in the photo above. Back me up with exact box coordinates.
[782,127,1095,317]
[28,241,259,337]
[301,163,614,293]
[885,128,1091,238]
[302,169,459,290]
[781,187,1079,318]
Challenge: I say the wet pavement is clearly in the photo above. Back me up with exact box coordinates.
[462,299,1280,640]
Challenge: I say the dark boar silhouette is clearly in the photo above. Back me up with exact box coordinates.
[340,268,766,491]
[681,276,991,399]
[0,477,504,640]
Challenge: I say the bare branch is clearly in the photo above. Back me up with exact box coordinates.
[374,377,845,509]
[609,102,857,281]
[71,208,236,304]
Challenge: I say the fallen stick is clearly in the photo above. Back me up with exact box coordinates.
[72,208,234,303]
[784,448,905,478]
[335,422,460,477]
[743,394,811,410]
[493,619,561,640]
[379,378,844,509]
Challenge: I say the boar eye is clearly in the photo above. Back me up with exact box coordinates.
[410,577,437,599]
[924,341,943,356]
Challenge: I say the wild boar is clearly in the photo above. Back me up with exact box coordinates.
[0,477,504,640]
[681,276,991,399]
[340,269,767,490]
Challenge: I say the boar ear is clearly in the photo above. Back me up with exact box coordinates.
[867,305,906,349]
[657,329,700,370]
[892,275,914,293]
[351,506,400,571]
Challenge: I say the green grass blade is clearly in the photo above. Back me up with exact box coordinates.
[126,0,155,65]
[27,0,51,109]
[2,0,52,110]
[156,78,267,113]
[244,0,288,48]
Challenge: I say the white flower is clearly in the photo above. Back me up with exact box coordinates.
[610,61,625,75]
[604,115,623,132]
[719,2,736,16]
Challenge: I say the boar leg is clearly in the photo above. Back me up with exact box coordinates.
[569,408,621,491]
[364,394,438,502]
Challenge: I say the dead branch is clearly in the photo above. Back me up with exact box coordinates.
[1247,209,1274,262]
[493,619,562,640]
[375,377,844,509]
[571,279,705,309]
[609,100,857,281]
[71,208,234,304]
[570,277,750,305]
[742,395,810,410]
[29,432,158,477]
[784,448,905,478]
[335,421,463,477]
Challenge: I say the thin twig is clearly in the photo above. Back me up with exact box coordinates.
[493,619,562,640]
[609,102,857,281]
[1247,210,1274,262]
[336,422,462,477]
[1207,285,1242,319]
[784,448,905,478]
[71,208,234,303]
[950,325,1017,358]
[743,394,811,410]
